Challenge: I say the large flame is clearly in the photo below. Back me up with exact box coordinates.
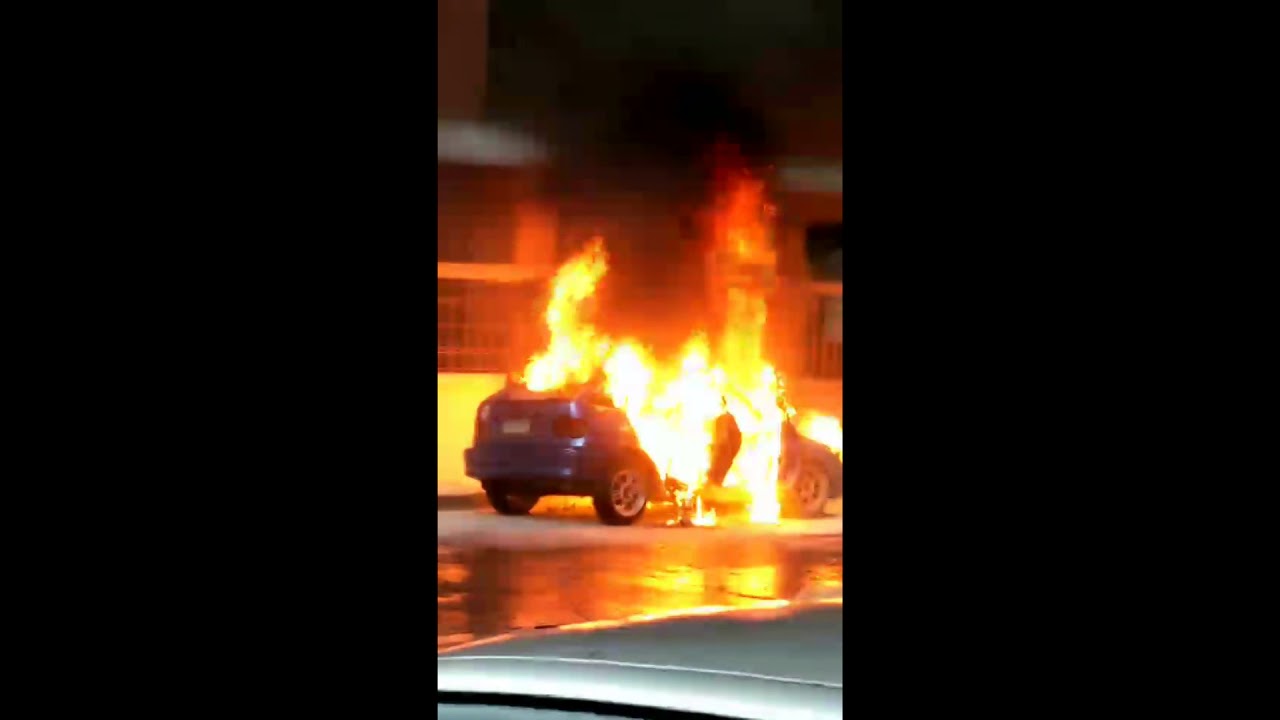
[797,412,843,462]
[523,238,610,391]
[518,168,842,524]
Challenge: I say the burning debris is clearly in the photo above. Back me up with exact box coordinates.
[516,165,842,526]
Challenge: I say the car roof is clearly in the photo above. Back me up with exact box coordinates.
[439,599,843,687]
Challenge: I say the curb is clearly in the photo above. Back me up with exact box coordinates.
[438,494,487,511]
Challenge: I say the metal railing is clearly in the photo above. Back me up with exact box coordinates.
[437,263,842,380]
[437,264,550,374]
[803,281,843,380]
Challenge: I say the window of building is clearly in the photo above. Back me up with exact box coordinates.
[437,163,522,264]
[804,222,842,282]
[438,278,544,373]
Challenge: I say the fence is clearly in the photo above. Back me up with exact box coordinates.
[437,263,842,380]
[803,281,843,380]
[437,263,549,373]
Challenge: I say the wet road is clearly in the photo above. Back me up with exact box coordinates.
[438,536,843,650]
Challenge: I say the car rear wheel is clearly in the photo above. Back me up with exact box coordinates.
[592,460,650,526]
[484,487,539,516]
[784,459,831,519]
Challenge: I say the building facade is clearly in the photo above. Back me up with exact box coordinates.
[436,3,842,494]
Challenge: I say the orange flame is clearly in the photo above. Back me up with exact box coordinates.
[797,412,844,461]
[519,169,842,525]
[523,237,610,391]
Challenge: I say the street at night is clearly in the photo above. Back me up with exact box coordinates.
[91,0,1183,712]
[436,2,845,714]
[438,504,843,651]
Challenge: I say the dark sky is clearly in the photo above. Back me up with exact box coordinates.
[482,1,843,352]
[486,0,842,174]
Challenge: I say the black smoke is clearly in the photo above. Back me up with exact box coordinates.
[482,0,838,355]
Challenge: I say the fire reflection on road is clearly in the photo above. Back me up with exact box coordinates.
[438,537,842,650]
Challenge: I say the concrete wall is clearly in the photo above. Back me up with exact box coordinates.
[438,373,506,496]
[437,0,488,120]
[437,372,842,497]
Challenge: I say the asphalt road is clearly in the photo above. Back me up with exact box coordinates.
[438,534,843,650]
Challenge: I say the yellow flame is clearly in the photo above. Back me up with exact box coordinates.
[515,173,843,525]
[523,237,609,391]
[797,412,844,461]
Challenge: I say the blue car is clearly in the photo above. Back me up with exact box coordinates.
[464,382,843,525]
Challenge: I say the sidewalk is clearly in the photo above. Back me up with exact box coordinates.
[436,489,842,549]
[438,493,486,511]
[438,489,842,517]
[437,508,842,549]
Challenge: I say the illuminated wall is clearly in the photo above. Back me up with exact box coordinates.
[438,373,506,497]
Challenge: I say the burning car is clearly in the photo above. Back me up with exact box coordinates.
[464,379,842,525]
[463,159,843,527]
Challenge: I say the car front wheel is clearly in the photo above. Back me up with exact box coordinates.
[784,459,831,518]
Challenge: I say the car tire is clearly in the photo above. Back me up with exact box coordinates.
[592,457,650,526]
[484,487,539,516]
[784,457,831,519]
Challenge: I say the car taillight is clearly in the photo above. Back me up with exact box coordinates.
[553,416,588,439]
